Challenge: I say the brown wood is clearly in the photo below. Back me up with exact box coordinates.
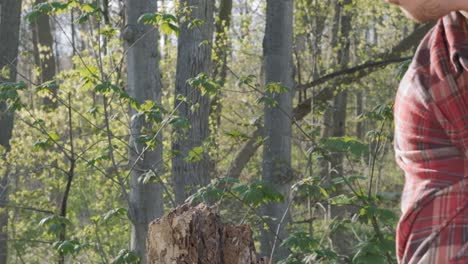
[147,203,270,264]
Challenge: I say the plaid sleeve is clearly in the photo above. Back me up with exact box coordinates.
[429,72,468,159]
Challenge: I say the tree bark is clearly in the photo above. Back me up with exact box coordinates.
[172,0,215,204]
[0,0,22,263]
[124,0,164,262]
[260,0,294,260]
[330,0,352,180]
[326,0,354,257]
[32,0,57,108]
[146,203,268,264]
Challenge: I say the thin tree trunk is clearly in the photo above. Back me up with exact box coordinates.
[123,1,164,262]
[260,0,294,260]
[172,0,215,204]
[319,0,342,180]
[209,0,233,173]
[356,90,365,139]
[330,0,352,182]
[32,0,57,108]
[327,0,353,258]
[0,0,23,263]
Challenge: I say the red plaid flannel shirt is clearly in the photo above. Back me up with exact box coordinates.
[394,12,468,264]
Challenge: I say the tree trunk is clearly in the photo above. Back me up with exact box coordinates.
[331,0,352,185]
[319,0,342,181]
[327,0,354,258]
[172,0,215,204]
[147,204,268,264]
[209,0,233,174]
[123,0,164,262]
[0,0,22,263]
[32,0,57,108]
[355,90,365,140]
[260,0,294,260]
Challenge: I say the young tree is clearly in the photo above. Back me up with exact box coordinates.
[330,0,352,181]
[261,0,294,260]
[0,0,23,262]
[172,0,215,204]
[123,0,164,261]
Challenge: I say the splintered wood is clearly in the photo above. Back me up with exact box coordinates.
[146,203,270,264]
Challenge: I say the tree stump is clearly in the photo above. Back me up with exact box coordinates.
[146,203,270,264]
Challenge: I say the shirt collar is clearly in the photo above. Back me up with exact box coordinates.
[442,12,468,74]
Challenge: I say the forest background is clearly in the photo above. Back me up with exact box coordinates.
[0,0,433,263]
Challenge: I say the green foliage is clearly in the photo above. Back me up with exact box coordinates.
[231,180,284,207]
[279,231,339,264]
[224,129,251,141]
[186,177,283,207]
[320,136,369,160]
[39,215,72,235]
[6,0,409,262]
[138,13,179,35]
[353,235,395,264]
[26,2,69,21]
[53,239,90,256]
[0,81,27,111]
[187,73,221,96]
[257,82,290,107]
[185,146,205,162]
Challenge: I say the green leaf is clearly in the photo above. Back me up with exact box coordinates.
[138,12,179,35]
[264,82,289,94]
[39,215,72,235]
[188,18,205,29]
[0,81,27,111]
[81,3,98,13]
[48,132,60,142]
[237,75,257,87]
[330,194,356,206]
[133,100,166,123]
[168,116,190,129]
[320,136,369,159]
[33,139,53,150]
[185,146,204,163]
[26,2,70,22]
[187,73,221,96]
[359,205,397,224]
[185,177,239,204]
[232,180,284,206]
[224,130,250,140]
[53,240,81,255]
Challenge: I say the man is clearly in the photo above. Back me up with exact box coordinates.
[386,0,468,263]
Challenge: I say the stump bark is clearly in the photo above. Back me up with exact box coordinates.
[146,203,270,264]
